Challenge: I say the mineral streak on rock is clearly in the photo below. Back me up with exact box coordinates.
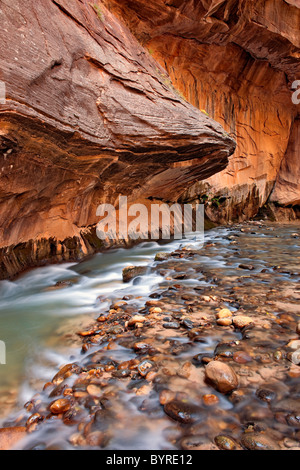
[0,0,235,279]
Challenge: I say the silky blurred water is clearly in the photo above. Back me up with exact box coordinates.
[0,231,209,420]
[1,221,299,426]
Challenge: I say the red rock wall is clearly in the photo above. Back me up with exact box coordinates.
[105,0,300,222]
[270,117,300,206]
[1,0,299,278]
[0,0,235,278]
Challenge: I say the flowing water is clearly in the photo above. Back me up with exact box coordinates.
[0,234,204,422]
[0,222,300,450]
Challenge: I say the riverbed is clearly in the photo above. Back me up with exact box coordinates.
[1,221,300,450]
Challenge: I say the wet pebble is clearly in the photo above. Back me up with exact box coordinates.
[202,394,219,406]
[214,342,236,358]
[26,413,43,432]
[181,319,194,329]
[241,432,280,450]
[112,369,131,378]
[107,325,123,335]
[233,316,253,329]
[86,431,107,447]
[214,435,241,450]
[164,400,201,424]
[256,388,276,403]
[217,318,233,327]
[134,341,150,353]
[286,414,300,428]
[287,339,300,350]
[122,266,147,283]
[49,399,71,415]
[289,350,300,365]
[87,385,102,398]
[233,351,252,364]
[159,390,176,405]
[127,315,146,328]
[216,308,232,319]
[52,364,80,385]
[155,253,169,261]
[180,435,208,450]
[163,322,180,329]
[138,360,154,377]
[239,264,255,271]
[205,360,239,393]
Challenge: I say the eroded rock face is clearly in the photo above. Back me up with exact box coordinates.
[270,118,300,206]
[105,0,300,222]
[0,0,235,278]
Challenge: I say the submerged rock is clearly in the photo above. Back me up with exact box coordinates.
[155,253,169,262]
[122,266,148,283]
[164,400,201,424]
[49,399,72,415]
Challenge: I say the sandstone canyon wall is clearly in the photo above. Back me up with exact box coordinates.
[0,0,299,279]
[0,0,235,279]
[104,0,300,222]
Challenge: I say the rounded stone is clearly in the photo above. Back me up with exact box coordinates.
[256,388,276,403]
[49,398,71,415]
[241,433,280,450]
[233,316,253,329]
[164,400,200,424]
[290,350,300,365]
[287,339,300,350]
[216,308,233,319]
[233,351,252,364]
[155,252,169,261]
[87,385,102,398]
[202,394,219,406]
[217,318,233,326]
[205,360,239,393]
[127,315,146,327]
[215,435,241,450]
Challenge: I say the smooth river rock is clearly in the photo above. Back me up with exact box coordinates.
[205,360,239,394]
